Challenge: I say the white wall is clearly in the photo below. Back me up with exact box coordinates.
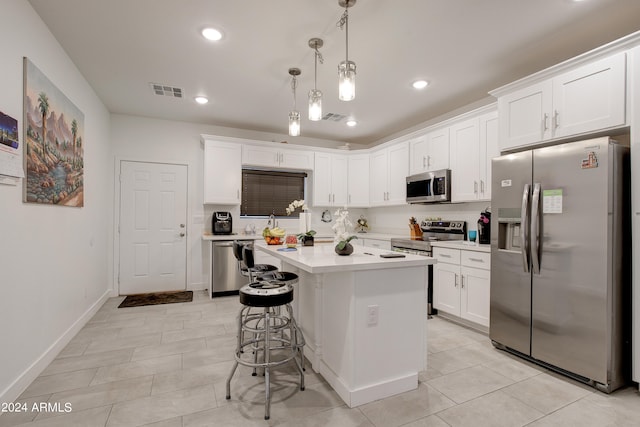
[0,0,112,403]
[110,115,360,291]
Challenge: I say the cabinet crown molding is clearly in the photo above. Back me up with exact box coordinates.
[490,30,640,97]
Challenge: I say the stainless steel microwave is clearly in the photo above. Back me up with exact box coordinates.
[406,169,451,204]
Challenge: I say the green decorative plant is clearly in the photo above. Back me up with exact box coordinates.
[296,229,317,239]
[335,235,357,250]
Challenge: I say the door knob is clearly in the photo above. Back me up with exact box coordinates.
[180,224,185,228]
[180,232,185,237]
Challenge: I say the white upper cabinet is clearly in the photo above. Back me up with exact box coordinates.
[347,154,370,207]
[497,52,627,152]
[203,139,242,205]
[313,152,348,207]
[409,129,450,175]
[242,144,313,170]
[449,108,498,202]
[369,141,409,206]
[479,111,499,201]
[450,117,481,202]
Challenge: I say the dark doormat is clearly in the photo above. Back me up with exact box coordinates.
[118,290,193,308]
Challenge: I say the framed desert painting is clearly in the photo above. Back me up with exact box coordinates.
[23,57,84,207]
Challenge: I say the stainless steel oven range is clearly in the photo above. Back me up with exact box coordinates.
[391,220,466,316]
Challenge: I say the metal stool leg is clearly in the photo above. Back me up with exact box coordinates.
[264,308,271,420]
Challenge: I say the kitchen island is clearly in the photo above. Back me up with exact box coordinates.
[256,242,435,407]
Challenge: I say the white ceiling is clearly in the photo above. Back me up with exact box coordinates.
[27,0,640,145]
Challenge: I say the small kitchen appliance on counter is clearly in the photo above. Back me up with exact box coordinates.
[477,209,491,245]
[391,219,467,316]
[212,211,233,235]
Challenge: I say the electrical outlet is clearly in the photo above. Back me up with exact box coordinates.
[367,305,379,326]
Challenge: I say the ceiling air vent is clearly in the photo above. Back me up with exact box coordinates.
[322,112,347,122]
[149,83,183,99]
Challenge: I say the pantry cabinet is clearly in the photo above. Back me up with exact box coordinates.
[369,142,409,206]
[203,139,242,204]
[433,246,490,327]
[242,144,313,170]
[497,52,627,152]
[408,128,450,175]
[313,152,348,207]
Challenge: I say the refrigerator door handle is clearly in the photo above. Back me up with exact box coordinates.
[531,183,541,274]
[521,184,531,273]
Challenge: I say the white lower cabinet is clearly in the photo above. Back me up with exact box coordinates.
[433,247,490,327]
[361,238,391,251]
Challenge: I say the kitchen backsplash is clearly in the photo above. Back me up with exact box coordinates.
[201,202,489,238]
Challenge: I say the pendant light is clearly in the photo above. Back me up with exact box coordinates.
[308,38,324,121]
[288,68,301,136]
[337,0,356,101]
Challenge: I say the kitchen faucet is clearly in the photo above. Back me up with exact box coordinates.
[268,214,278,228]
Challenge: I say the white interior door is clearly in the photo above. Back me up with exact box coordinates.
[119,161,187,295]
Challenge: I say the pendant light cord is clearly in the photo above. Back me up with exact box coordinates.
[337,9,349,61]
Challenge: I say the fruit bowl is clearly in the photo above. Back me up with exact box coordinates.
[264,236,282,245]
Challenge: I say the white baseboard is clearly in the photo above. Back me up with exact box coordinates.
[0,289,111,404]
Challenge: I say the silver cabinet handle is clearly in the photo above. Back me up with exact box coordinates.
[329,194,332,203]
[423,156,426,168]
[474,181,478,194]
[461,274,464,289]
[427,155,431,168]
[553,110,559,129]
[543,113,549,131]
[469,257,484,262]
[480,180,484,194]
[440,254,452,258]
[454,273,459,287]
[332,194,335,203]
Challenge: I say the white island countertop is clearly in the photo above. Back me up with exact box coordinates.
[256,241,435,274]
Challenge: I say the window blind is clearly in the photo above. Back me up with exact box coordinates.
[240,169,306,217]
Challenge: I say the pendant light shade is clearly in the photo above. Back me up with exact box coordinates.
[288,67,301,136]
[308,38,324,121]
[338,60,356,101]
[289,111,301,136]
[337,0,356,101]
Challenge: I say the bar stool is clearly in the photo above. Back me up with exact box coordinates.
[226,246,305,420]
[232,241,278,281]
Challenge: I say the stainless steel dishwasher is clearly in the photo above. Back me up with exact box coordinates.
[211,241,246,297]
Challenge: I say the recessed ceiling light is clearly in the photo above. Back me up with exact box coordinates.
[202,27,223,41]
[346,120,357,127]
[412,80,429,90]
[194,96,209,105]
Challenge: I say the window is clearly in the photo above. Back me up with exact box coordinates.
[240,169,306,217]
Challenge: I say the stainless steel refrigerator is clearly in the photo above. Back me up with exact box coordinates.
[490,136,631,392]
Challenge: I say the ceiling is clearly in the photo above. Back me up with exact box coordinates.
[27,0,640,145]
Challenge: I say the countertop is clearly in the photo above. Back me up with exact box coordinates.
[255,241,435,274]
[202,232,407,242]
[430,240,491,253]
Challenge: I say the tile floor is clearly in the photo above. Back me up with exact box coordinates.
[1,290,639,427]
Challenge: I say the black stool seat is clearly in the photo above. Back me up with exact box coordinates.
[255,271,299,286]
[239,281,294,307]
[232,241,277,280]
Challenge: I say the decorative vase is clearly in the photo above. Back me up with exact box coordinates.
[301,235,314,246]
[335,242,353,256]
[299,212,311,234]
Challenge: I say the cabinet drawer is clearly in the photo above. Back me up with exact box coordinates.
[433,247,460,264]
[363,238,391,250]
[461,251,490,270]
